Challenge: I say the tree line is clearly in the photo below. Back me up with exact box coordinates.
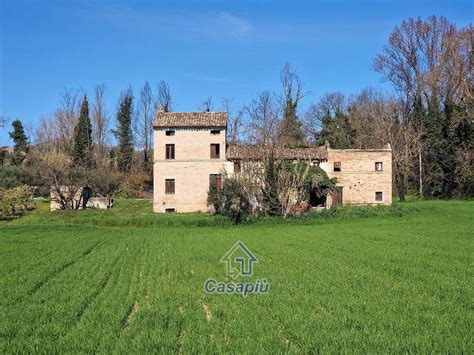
[1,16,472,208]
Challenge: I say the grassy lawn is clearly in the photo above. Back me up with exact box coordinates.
[0,199,472,353]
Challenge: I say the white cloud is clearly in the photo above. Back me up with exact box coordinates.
[100,6,253,40]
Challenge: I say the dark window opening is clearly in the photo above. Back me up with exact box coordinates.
[375,191,383,202]
[165,144,175,159]
[234,161,241,173]
[210,144,220,159]
[375,162,383,171]
[165,130,175,136]
[210,174,223,192]
[309,190,327,207]
[334,162,341,172]
[211,129,221,135]
[312,159,320,166]
[165,208,176,213]
[165,179,175,194]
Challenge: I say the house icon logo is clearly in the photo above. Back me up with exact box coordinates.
[220,241,258,279]
[204,241,269,295]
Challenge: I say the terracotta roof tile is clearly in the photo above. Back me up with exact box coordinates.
[153,111,227,128]
[226,145,328,160]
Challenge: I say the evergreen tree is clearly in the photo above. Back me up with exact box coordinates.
[9,119,29,165]
[73,96,93,165]
[278,96,306,147]
[277,62,306,147]
[412,93,425,125]
[317,109,353,149]
[262,152,281,216]
[421,96,446,196]
[113,91,134,172]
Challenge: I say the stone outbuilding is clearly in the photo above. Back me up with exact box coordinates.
[50,186,113,211]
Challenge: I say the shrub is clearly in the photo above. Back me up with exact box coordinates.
[208,177,251,224]
[0,165,31,189]
[0,185,35,219]
[278,161,336,217]
[113,171,150,199]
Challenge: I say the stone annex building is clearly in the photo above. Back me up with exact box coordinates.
[153,110,392,213]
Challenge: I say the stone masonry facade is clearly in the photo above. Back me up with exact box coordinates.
[326,148,392,206]
[153,111,392,213]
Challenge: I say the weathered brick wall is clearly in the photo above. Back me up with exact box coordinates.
[153,127,232,212]
[326,148,392,205]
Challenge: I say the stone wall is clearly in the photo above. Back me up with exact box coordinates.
[152,125,393,212]
[326,148,392,205]
[153,127,233,213]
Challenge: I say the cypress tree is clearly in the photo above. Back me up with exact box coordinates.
[73,96,93,165]
[113,91,134,172]
[9,119,29,165]
[262,152,281,216]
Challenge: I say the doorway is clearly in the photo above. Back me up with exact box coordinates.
[332,187,343,206]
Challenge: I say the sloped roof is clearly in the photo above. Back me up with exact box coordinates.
[226,145,328,161]
[153,111,227,128]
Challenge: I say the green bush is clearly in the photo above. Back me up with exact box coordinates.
[288,161,336,198]
[0,185,35,219]
[0,165,30,189]
[208,177,251,224]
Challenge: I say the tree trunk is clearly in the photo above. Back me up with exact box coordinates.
[395,168,406,202]
[419,149,423,197]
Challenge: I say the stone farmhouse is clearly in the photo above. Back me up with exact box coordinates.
[153,110,392,213]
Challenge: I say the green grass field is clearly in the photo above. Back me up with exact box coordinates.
[0,199,472,353]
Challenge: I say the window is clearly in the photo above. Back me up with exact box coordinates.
[165,144,175,159]
[375,191,383,202]
[312,159,320,166]
[234,161,241,173]
[165,130,175,136]
[165,179,175,194]
[334,162,341,172]
[211,129,221,135]
[375,162,383,171]
[165,208,176,213]
[210,144,220,159]
[210,174,223,192]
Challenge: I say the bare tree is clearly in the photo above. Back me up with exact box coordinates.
[245,91,281,145]
[157,80,173,112]
[0,115,9,129]
[199,97,214,112]
[34,89,79,154]
[457,26,474,119]
[353,93,421,202]
[135,81,154,170]
[221,98,244,145]
[278,62,306,146]
[372,16,472,197]
[56,88,79,154]
[304,92,349,145]
[92,84,109,158]
[32,151,89,210]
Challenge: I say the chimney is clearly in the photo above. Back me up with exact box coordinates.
[158,105,165,113]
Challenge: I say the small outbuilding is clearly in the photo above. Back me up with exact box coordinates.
[50,186,113,211]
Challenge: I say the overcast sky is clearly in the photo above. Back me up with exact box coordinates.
[0,0,472,145]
